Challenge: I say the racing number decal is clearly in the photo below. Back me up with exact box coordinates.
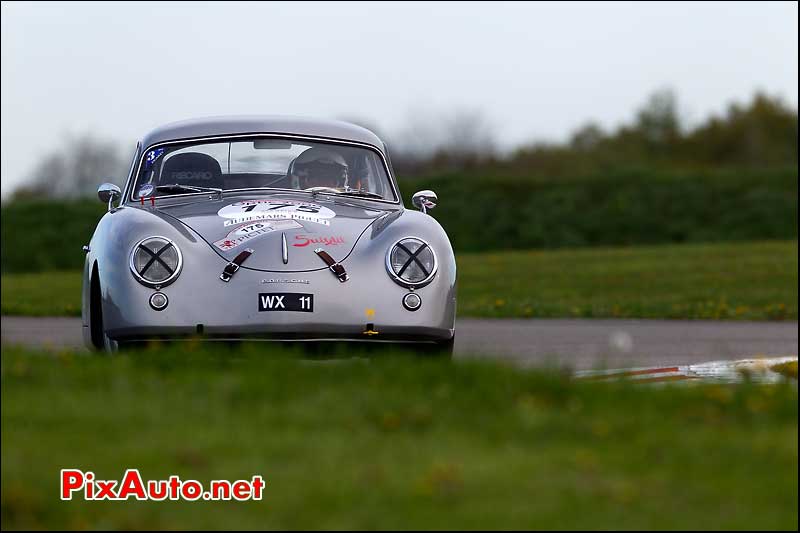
[218,200,334,226]
[212,220,302,251]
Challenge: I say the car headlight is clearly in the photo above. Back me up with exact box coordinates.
[386,237,437,288]
[130,236,182,287]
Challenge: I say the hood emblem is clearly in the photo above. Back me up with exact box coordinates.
[281,232,289,264]
[261,278,310,284]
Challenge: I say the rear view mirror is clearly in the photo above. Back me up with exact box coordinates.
[412,190,437,214]
[97,182,121,212]
[254,139,293,150]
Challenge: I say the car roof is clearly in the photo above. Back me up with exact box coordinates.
[140,115,385,151]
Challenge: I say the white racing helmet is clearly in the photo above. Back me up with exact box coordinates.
[289,147,349,190]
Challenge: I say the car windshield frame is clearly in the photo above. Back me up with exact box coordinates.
[124,133,400,205]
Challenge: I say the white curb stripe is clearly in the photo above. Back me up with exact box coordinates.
[576,356,798,384]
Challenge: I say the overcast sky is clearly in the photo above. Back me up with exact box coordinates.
[1,1,797,196]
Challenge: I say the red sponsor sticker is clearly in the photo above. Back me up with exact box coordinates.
[292,235,345,247]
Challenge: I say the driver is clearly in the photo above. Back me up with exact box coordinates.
[288,148,349,190]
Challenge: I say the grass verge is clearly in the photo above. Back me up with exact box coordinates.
[1,270,83,316]
[458,239,797,319]
[771,361,798,380]
[2,240,797,320]
[1,344,797,530]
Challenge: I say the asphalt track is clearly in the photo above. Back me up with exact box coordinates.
[2,316,797,370]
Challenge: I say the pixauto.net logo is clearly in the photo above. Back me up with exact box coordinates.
[61,469,265,501]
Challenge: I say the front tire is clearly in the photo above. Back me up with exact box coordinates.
[89,265,118,353]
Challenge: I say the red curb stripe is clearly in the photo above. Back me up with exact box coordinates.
[635,375,699,384]
[579,366,680,380]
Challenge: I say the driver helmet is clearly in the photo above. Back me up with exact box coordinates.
[289,147,349,190]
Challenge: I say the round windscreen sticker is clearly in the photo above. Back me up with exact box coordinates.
[218,200,336,226]
[137,184,155,197]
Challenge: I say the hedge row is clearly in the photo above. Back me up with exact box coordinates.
[1,168,796,272]
[401,167,797,252]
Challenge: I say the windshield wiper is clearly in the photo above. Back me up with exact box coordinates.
[336,190,384,200]
[155,184,223,196]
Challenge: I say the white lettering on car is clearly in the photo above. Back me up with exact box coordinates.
[260,295,285,309]
[218,200,335,226]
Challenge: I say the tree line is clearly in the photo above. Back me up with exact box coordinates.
[397,89,797,179]
[9,89,798,200]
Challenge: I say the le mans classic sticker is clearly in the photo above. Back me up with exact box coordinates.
[218,200,336,227]
[213,220,302,251]
[137,183,155,197]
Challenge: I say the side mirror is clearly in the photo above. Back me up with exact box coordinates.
[412,190,437,214]
[97,182,121,212]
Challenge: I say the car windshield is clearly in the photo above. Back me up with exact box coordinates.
[131,137,396,201]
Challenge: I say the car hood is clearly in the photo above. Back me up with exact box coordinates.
[154,193,392,272]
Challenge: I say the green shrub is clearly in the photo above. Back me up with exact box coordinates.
[1,200,105,273]
[401,167,798,252]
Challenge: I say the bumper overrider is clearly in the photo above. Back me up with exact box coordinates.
[90,245,456,346]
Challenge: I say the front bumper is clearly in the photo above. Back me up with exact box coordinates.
[100,254,456,344]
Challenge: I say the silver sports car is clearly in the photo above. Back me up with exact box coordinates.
[82,116,457,354]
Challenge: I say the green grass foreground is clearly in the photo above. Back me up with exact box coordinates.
[1,345,798,530]
[2,240,797,320]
